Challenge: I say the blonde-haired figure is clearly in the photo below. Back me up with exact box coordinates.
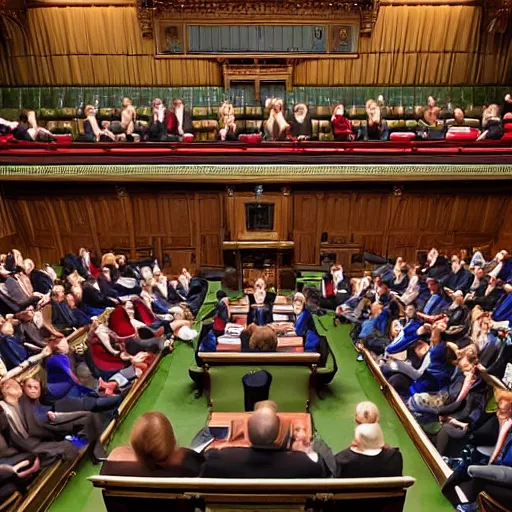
[358,99,388,141]
[335,422,403,478]
[218,101,237,141]
[83,105,115,142]
[264,97,290,141]
[477,104,504,141]
[355,401,380,425]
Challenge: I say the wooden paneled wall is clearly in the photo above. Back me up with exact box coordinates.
[293,186,512,267]
[3,185,224,274]
[2,182,511,275]
[0,186,16,253]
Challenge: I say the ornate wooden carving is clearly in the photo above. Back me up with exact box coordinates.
[0,0,26,45]
[484,0,512,33]
[143,0,379,39]
[136,0,155,39]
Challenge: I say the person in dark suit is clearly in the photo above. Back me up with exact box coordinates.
[335,423,402,478]
[201,405,324,478]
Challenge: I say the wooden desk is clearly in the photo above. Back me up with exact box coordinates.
[216,335,304,353]
[207,412,312,451]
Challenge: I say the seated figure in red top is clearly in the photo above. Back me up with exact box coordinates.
[331,104,354,141]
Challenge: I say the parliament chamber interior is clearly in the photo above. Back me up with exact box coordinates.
[0,0,512,511]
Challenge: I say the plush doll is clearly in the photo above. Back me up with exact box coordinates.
[288,103,312,140]
[218,101,237,141]
[358,100,389,141]
[171,98,194,137]
[120,97,140,142]
[477,104,504,141]
[264,98,290,141]
[83,105,115,142]
[331,104,353,141]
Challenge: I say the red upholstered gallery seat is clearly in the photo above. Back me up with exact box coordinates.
[0,134,14,144]
[239,133,262,144]
[501,131,512,142]
[390,132,416,142]
[445,127,480,141]
[53,134,73,144]
[504,123,512,133]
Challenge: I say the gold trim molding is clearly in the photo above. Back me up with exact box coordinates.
[1,164,512,182]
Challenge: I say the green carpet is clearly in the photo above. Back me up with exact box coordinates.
[49,308,452,512]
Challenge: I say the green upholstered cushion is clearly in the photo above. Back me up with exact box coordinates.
[99,108,116,119]
[0,108,19,120]
[246,106,262,116]
[405,120,419,128]
[137,107,152,119]
[387,120,405,129]
[192,106,208,117]
[39,108,57,118]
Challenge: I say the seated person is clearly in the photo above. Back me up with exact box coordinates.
[20,378,107,464]
[15,305,60,350]
[0,319,28,370]
[445,107,480,136]
[264,98,290,141]
[120,97,140,142]
[355,401,380,425]
[382,321,453,397]
[0,379,78,466]
[320,264,350,310]
[147,98,172,142]
[200,404,324,478]
[442,391,512,511]
[477,104,504,141]
[384,302,423,355]
[23,259,53,295]
[292,292,322,352]
[445,255,473,296]
[335,422,402,478]
[356,302,391,355]
[409,346,486,455]
[168,98,194,139]
[418,96,443,140]
[81,105,115,142]
[241,323,278,352]
[288,103,312,140]
[212,290,231,336]
[388,261,410,295]
[357,99,388,141]
[418,278,449,317]
[51,285,90,332]
[101,411,203,477]
[11,110,54,142]
[330,104,354,141]
[245,278,276,326]
[466,275,502,312]
[218,101,237,141]
[45,337,122,414]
